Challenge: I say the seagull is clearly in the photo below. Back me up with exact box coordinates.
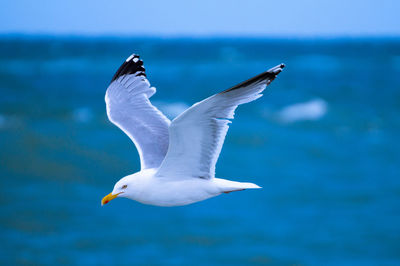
[101,54,285,207]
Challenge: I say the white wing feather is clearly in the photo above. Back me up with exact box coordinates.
[105,55,170,170]
[156,64,285,179]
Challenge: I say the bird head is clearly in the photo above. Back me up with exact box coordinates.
[101,176,132,206]
[101,170,152,206]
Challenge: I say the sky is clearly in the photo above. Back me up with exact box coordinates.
[0,0,399,37]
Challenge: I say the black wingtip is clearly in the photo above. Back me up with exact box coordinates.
[110,54,146,83]
[221,63,286,94]
[267,63,285,76]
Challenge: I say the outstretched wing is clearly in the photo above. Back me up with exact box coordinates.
[156,64,285,179]
[105,54,170,170]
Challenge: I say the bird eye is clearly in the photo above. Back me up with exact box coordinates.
[122,185,127,189]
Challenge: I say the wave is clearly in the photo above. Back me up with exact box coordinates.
[154,101,190,119]
[278,98,327,123]
[155,99,327,124]
[72,107,93,123]
[0,114,23,129]
[0,114,5,128]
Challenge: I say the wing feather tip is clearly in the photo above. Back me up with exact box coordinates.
[220,63,285,94]
[110,53,146,83]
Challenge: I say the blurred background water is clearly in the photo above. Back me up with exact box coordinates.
[0,36,399,265]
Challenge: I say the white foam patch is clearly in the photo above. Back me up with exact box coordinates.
[73,107,93,123]
[154,101,190,119]
[133,57,139,63]
[278,98,327,123]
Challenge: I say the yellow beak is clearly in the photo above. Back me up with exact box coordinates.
[101,192,122,206]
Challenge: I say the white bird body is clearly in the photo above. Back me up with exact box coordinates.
[113,169,260,207]
[101,54,284,207]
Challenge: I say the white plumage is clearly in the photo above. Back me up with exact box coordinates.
[106,75,170,170]
[101,54,285,207]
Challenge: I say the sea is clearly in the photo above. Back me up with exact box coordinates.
[0,36,399,265]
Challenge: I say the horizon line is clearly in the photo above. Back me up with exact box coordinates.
[0,32,400,40]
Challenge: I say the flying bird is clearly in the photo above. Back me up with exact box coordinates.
[101,54,285,207]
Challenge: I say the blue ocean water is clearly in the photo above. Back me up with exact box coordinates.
[0,36,399,265]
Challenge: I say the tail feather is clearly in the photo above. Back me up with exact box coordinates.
[214,178,262,193]
[240,182,262,189]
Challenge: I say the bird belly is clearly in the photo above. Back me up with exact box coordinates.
[132,178,221,207]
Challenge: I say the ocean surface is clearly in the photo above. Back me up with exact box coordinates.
[0,36,399,265]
